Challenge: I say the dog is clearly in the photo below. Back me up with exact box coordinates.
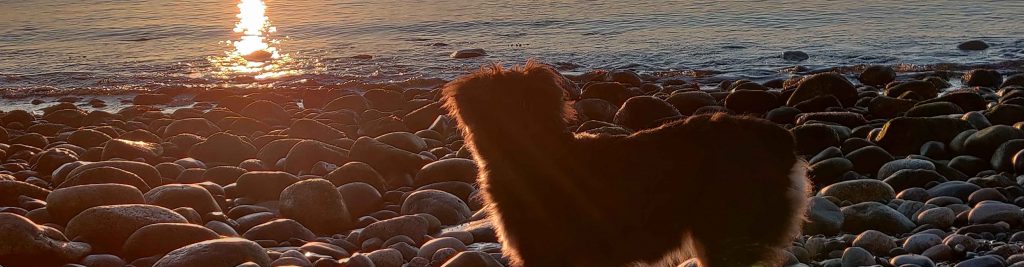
[442,61,810,267]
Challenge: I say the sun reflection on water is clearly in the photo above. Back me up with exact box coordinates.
[208,0,301,81]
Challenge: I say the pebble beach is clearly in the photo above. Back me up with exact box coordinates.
[2,54,1024,266]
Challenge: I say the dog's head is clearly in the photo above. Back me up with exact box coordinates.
[441,61,575,135]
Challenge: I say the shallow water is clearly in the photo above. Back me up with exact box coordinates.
[1,0,1023,93]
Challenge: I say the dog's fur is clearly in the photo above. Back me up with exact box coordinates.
[442,61,811,267]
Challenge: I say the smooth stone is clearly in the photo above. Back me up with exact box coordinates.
[916,207,956,229]
[279,179,354,235]
[852,230,896,255]
[903,233,943,254]
[890,254,936,267]
[152,238,271,267]
[121,223,220,260]
[878,159,936,180]
[417,237,467,259]
[242,219,316,243]
[969,200,1023,225]
[840,247,874,267]
[841,202,916,235]
[0,213,91,266]
[401,190,472,225]
[358,215,430,246]
[414,158,478,187]
[143,184,222,215]
[187,132,258,166]
[338,182,383,218]
[65,204,188,253]
[46,184,145,224]
[819,179,895,204]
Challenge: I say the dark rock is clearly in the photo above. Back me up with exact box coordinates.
[804,196,844,235]
[121,223,220,260]
[65,204,188,253]
[665,91,718,116]
[325,161,387,192]
[143,184,222,215]
[450,49,486,59]
[819,179,895,204]
[188,132,257,166]
[985,104,1024,126]
[887,81,939,100]
[782,51,809,61]
[350,137,430,188]
[724,90,778,115]
[787,73,857,107]
[906,102,964,117]
[242,219,316,243]
[963,125,1024,158]
[792,124,841,156]
[359,215,430,246]
[846,146,894,175]
[402,190,472,226]
[964,69,1003,88]
[873,117,973,156]
[574,99,617,122]
[581,82,635,106]
[927,181,981,200]
[841,202,916,235]
[164,118,221,138]
[948,155,992,176]
[808,157,853,188]
[859,66,897,87]
[152,238,271,267]
[958,40,990,51]
[0,213,91,266]
[991,139,1024,172]
[883,169,948,193]
[339,182,383,218]
[969,200,1023,225]
[869,95,917,118]
[613,96,681,130]
[280,179,354,235]
[58,166,152,193]
[414,158,478,187]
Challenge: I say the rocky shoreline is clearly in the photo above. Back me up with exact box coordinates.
[1,64,1024,267]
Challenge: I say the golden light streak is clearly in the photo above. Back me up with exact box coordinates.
[207,0,301,81]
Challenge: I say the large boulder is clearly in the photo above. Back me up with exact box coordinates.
[57,166,152,193]
[359,215,431,246]
[188,132,258,166]
[282,140,349,174]
[612,96,681,130]
[873,117,973,156]
[401,190,472,225]
[46,184,145,224]
[143,184,223,215]
[350,137,431,187]
[63,161,163,188]
[0,213,91,267]
[65,204,188,253]
[164,118,221,137]
[786,73,857,107]
[0,180,50,207]
[414,158,478,187]
[279,179,354,235]
[841,202,916,235]
[121,223,220,260]
[819,179,895,204]
[152,238,271,267]
[242,219,316,243]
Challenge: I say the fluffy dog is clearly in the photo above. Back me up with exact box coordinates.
[442,61,810,267]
